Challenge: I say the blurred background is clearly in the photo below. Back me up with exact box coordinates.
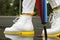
[0,0,19,16]
[0,0,53,16]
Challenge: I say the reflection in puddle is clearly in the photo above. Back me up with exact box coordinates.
[43,37,58,40]
[5,34,58,40]
[0,28,58,40]
[5,34,33,40]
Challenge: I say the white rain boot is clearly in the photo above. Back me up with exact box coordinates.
[42,0,60,39]
[4,15,34,32]
[42,9,60,40]
[42,17,60,34]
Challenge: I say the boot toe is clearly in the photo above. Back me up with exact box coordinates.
[5,27,11,32]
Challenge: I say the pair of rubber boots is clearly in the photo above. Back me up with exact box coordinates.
[5,10,60,40]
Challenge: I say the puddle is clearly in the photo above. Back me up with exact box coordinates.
[5,34,33,40]
[0,28,59,40]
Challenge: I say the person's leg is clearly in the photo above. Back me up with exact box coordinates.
[5,0,36,32]
[42,0,60,40]
[22,0,36,13]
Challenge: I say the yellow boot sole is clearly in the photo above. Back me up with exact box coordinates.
[4,31,60,40]
[4,31,34,37]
